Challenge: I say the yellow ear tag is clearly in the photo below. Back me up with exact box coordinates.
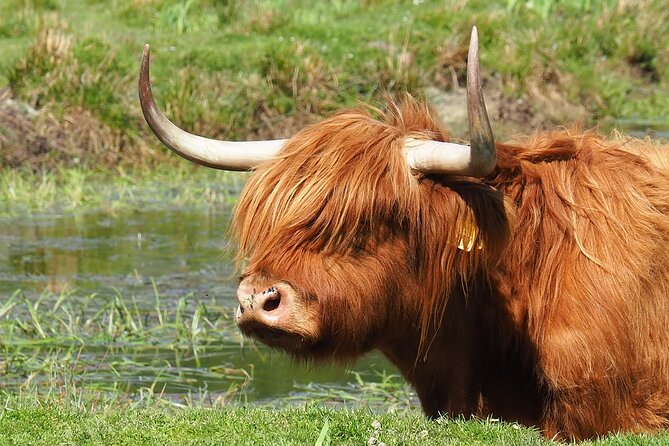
[457,222,483,252]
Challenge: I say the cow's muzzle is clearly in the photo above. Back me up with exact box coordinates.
[236,280,301,349]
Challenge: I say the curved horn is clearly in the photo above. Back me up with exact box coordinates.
[405,26,496,177]
[138,44,285,171]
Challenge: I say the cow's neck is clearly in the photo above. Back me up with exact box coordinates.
[377,284,488,418]
[377,276,541,424]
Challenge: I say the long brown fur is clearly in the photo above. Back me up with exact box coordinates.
[233,97,669,440]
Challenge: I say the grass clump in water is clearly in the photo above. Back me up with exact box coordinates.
[0,286,251,407]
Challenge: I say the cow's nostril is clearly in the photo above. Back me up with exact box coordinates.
[263,294,281,312]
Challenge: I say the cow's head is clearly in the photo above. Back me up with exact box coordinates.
[139,27,511,361]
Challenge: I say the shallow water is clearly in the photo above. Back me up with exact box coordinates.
[0,207,232,297]
[0,205,401,404]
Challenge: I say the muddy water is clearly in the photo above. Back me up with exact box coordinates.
[0,205,399,403]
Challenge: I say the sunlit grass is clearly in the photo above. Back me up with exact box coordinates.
[0,404,545,446]
[1,401,668,445]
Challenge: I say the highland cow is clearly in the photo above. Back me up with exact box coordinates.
[138,28,669,440]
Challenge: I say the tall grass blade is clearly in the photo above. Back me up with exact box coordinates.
[315,419,331,446]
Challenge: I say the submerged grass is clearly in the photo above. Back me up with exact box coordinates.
[0,286,235,346]
[0,291,260,414]
[0,287,249,402]
[0,285,415,413]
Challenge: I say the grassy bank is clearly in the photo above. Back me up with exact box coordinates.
[2,404,669,446]
[1,0,667,170]
[0,405,541,446]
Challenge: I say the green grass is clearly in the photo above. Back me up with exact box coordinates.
[1,403,668,446]
[0,287,237,348]
[0,405,541,446]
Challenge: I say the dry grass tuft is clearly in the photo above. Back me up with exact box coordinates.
[33,19,73,65]
[0,88,158,170]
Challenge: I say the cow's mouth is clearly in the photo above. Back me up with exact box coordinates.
[238,318,307,351]
[249,326,285,342]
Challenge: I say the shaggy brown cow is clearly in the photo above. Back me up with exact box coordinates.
[138,28,669,440]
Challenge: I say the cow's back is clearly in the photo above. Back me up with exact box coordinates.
[622,141,669,170]
[491,130,669,439]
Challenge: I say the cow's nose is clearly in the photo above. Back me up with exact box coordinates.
[237,286,281,314]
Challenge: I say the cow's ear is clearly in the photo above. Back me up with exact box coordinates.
[456,219,483,253]
[451,182,514,264]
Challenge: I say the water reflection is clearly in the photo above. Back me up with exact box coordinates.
[0,206,401,404]
[0,207,235,298]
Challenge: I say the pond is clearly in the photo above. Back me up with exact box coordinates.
[0,203,408,408]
